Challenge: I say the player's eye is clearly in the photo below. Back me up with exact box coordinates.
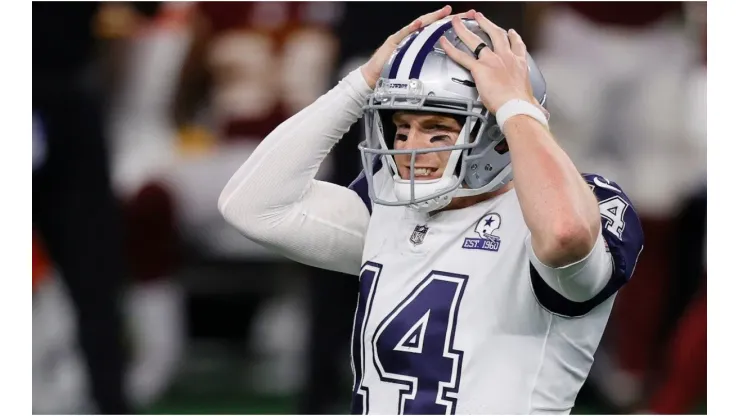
[395,134,408,142]
[430,135,451,143]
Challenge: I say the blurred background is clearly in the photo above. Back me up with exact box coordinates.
[32,1,706,414]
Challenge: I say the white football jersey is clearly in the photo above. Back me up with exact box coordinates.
[347,168,644,414]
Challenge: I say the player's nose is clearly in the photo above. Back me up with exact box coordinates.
[404,129,435,150]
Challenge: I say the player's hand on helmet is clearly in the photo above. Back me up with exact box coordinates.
[441,13,547,116]
[361,6,476,88]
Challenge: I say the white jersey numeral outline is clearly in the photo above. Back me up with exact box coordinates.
[598,196,628,240]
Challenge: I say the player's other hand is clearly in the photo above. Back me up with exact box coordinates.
[361,6,475,89]
[441,13,546,115]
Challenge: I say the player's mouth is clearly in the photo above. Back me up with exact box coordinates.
[400,166,440,180]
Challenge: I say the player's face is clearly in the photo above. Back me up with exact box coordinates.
[391,111,462,180]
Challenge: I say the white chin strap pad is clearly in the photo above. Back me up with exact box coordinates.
[393,176,457,212]
[410,197,453,213]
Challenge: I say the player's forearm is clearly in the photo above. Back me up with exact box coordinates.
[504,115,601,267]
[217,68,373,275]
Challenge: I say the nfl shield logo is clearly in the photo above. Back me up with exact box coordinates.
[409,225,429,246]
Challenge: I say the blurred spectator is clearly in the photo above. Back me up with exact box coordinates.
[174,2,342,138]
[33,2,161,413]
[168,1,344,255]
[527,2,706,410]
[169,0,346,404]
[105,2,194,408]
[646,5,706,412]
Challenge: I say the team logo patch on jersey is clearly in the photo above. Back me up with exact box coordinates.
[409,224,429,246]
[462,213,502,252]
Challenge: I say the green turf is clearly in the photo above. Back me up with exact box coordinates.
[145,393,706,415]
[143,346,706,415]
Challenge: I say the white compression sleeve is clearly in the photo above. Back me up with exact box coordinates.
[218,68,374,276]
[525,232,613,302]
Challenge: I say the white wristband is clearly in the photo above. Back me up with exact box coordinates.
[495,99,549,131]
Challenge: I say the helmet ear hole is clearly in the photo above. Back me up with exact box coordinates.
[494,138,509,155]
[455,118,482,177]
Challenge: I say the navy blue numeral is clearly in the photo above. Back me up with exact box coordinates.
[351,263,382,414]
[351,264,468,415]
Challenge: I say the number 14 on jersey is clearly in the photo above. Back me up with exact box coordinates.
[351,262,469,415]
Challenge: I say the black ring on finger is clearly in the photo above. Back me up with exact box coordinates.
[473,42,488,60]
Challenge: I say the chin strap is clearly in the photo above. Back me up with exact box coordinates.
[409,195,453,213]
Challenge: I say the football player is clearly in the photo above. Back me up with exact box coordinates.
[219,6,643,414]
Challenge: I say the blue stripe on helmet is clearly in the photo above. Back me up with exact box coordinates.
[389,32,419,79]
[409,21,453,79]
